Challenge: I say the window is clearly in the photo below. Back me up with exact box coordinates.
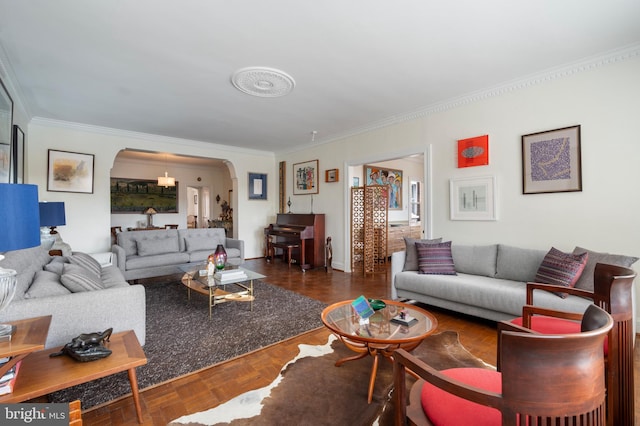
[410,180,421,223]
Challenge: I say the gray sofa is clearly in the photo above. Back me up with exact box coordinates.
[391,243,638,323]
[112,227,244,281]
[0,245,145,349]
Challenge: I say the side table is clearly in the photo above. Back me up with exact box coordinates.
[0,316,51,379]
[0,330,147,423]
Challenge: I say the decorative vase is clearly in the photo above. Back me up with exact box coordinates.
[213,244,227,270]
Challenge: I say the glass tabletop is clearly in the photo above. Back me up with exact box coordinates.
[321,300,437,343]
[178,264,265,286]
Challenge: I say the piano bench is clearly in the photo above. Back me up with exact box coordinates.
[271,242,300,268]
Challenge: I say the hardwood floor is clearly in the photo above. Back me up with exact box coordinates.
[81,258,638,425]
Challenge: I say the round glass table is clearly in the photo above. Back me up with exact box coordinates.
[321,299,438,403]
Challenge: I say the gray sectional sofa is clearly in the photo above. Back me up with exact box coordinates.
[0,245,145,349]
[391,242,638,323]
[112,227,244,281]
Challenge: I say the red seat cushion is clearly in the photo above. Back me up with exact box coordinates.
[511,316,608,356]
[421,368,501,426]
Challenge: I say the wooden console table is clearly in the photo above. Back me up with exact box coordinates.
[0,328,147,423]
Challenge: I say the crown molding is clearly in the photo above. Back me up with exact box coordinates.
[310,43,640,148]
[30,117,275,158]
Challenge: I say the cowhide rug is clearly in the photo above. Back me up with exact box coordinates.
[169,331,493,426]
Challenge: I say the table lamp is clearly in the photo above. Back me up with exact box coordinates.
[143,207,157,227]
[0,184,41,337]
[39,201,66,234]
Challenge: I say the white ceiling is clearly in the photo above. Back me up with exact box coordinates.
[1,1,639,154]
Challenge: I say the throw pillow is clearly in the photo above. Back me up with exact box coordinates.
[534,247,588,298]
[137,237,179,256]
[68,252,101,278]
[44,257,66,275]
[185,236,217,252]
[60,263,104,293]
[572,246,639,292]
[403,237,443,271]
[25,270,72,299]
[416,241,456,275]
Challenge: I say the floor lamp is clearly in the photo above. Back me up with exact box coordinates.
[0,184,42,338]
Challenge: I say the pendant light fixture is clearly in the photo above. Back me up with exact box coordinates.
[158,153,176,188]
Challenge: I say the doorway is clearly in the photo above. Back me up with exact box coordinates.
[187,186,211,228]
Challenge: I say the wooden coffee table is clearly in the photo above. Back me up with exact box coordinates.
[321,299,438,403]
[0,328,147,423]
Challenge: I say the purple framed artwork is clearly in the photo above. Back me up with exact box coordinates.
[522,125,582,194]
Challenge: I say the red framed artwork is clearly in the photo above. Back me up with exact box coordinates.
[457,135,489,168]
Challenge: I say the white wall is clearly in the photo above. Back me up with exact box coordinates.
[277,55,640,285]
[25,121,276,258]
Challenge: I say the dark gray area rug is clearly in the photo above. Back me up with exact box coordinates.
[49,277,327,408]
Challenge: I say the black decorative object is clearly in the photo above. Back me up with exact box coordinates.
[50,328,113,362]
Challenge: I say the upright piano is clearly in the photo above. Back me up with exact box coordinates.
[264,213,325,271]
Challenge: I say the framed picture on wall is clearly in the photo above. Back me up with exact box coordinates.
[47,149,95,193]
[248,172,267,200]
[450,175,497,221]
[10,125,24,183]
[293,159,319,195]
[522,125,582,194]
[0,78,13,184]
[364,164,403,209]
[111,177,179,213]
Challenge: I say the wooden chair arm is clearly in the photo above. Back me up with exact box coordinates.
[393,349,502,412]
[525,282,594,305]
[521,304,584,328]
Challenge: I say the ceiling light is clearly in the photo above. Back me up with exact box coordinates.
[158,154,176,188]
[231,67,295,97]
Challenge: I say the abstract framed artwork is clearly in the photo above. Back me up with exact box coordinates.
[450,175,497,221]
[47,149,95,193]
[11,125,24,183]
[0,77,13,184]
[111,177,179,213]
[522,125,582,194]
[248,172,267,200]
[364,164,402,209]
[293,159,319,195]
[458,134,489,168]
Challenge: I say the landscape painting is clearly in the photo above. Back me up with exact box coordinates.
[111,177,178,213]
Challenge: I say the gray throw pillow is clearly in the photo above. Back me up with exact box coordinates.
[572,246,639,292]
[137,237,179,256]
[60,263,104,292]
[25,270,72,299]
[185,236,217,252]
[403,237,443,271]
[68,252,101,278]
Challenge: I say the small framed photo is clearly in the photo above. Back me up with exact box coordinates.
[293,159,319,195]
[522,125,581,194]
[248,172,267,200]
[325,168,339,182]
[352,177,360,187]
[450,176,497,221]
[47,149,95,193]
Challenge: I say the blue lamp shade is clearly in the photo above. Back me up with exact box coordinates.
[0,184,42,252]
[39,201,66,227]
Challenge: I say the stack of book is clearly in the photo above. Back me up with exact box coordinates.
[0,357,21,396]
[214,269,248,283]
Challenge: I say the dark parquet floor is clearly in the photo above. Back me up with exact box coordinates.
[77,258,639,425]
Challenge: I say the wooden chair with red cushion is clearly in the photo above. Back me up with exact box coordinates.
[393,304,613,426]
[502,263,636,426]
